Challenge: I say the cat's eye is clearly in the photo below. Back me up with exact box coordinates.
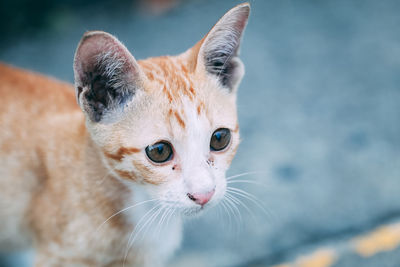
[145,141,173,163]
[210,128,231,151]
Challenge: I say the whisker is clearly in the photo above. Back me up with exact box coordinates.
[227,179,270,189]
[225,197,243,235]
[225,194,243,227]
[226,171,265,181]
[225,193,240,205]
[220,199,233,231]
[123,204,161,267]
[137,206,164,244]
[227,187,271,218]
[228,187,261,202]
[96,198,159,233]
[226,192,257,222]
[138,205,165,242]
[165,207,176,230]
[164,207,177,233]
[127,204,161,247]
[155,206,170,237]
[222,198,239,232]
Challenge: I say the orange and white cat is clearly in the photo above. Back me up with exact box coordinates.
[0,3,250,266]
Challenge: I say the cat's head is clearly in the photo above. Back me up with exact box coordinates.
[73,3,250,216]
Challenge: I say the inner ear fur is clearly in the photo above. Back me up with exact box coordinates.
[196,3,250,91]
[73,31,143,123]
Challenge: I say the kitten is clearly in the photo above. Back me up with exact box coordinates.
[0,3,250,266]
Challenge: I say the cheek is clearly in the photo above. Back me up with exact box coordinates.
[132,161,162,185]
[101,154,140,182]
[104,152,175,185]
[156,178,188,203]
[220,135,240,166]
[214,175,227,200]
[225,146,238,165]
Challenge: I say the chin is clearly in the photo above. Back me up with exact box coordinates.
[181,207,203,217]
[181,200,220,217]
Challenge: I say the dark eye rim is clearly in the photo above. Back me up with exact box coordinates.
[145,140,174,164]
[210,128,232,152]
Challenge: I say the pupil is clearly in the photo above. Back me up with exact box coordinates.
[216,132,221,141]
[157,145,163,154]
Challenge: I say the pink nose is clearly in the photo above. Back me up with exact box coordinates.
[187,189,215,206]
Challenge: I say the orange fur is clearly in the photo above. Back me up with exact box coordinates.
[173,110,186,129]
[104,147,141,162]
[0,3,250,266]
[0,63,137,265]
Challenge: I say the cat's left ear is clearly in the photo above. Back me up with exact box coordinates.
[196,3,250,92]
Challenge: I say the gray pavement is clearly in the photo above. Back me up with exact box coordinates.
[1,0,399,266]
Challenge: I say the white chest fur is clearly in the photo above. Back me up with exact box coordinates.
[125,185,183,267]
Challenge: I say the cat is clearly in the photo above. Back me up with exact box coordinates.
[0,3,250,266]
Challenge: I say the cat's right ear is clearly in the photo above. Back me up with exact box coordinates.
[73,31,143,123]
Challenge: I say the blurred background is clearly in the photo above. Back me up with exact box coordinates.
[1,0,400,266]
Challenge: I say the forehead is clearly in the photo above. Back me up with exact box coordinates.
[126,55,237,145]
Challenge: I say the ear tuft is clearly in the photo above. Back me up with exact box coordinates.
[198,3,250,91]
[74,31,142,123]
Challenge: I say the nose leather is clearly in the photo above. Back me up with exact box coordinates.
[187,189,215,206]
